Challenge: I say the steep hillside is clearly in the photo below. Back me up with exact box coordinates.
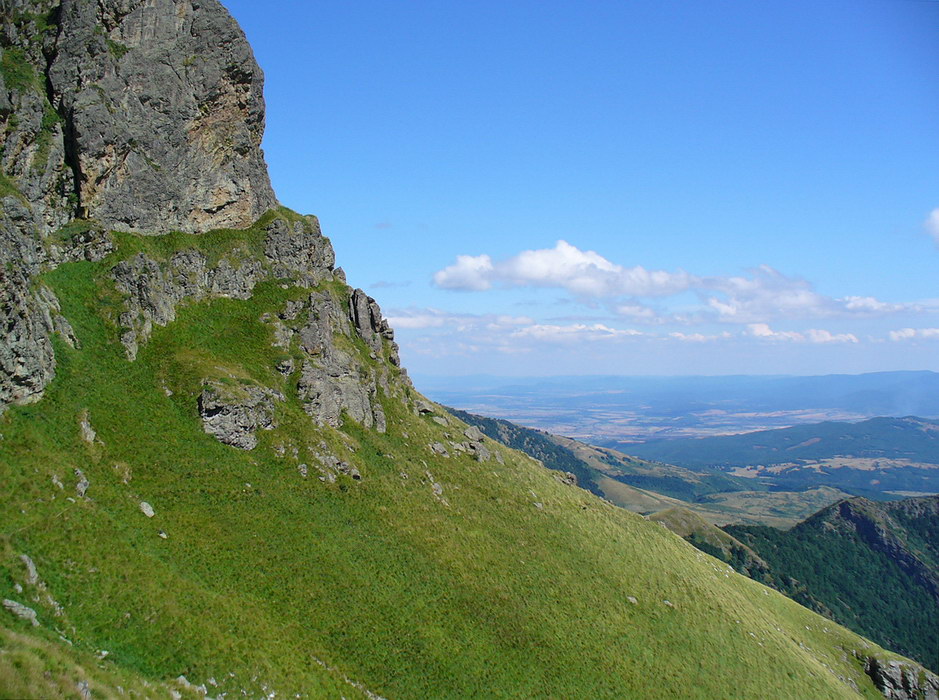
[0,2,937,699]
[727,496,939,673]
[455,409,849,527]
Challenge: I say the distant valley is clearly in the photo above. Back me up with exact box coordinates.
[419,371,939,444]
[451,407,853,527]
[627,416,939,497]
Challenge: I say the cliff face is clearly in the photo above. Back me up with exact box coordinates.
[50,0,277,233]
[0,0,277,408]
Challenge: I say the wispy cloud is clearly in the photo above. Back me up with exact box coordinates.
[511,323,644,343]
[701,267,908,323]
[747,323,858,344]
[925,209,939,245]
[889,327,939,341]
[434,242,920,325]
[669,331,731,343]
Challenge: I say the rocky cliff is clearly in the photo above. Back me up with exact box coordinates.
[0,0,278,409]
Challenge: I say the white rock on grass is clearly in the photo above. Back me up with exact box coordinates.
[74,468,89,498]
[139,501,155,518]
[3,599,39,626]
[79,411,96,443]
[19,554,38,585]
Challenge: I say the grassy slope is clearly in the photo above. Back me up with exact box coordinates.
[0,220,915,698]
[551,433,848,526]
[649,508,765,561]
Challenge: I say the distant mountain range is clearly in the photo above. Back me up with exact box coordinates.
[626,416,939,496]
[418,371,939,445]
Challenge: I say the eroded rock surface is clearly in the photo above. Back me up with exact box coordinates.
[49,0,277,233]
[198,380,282,450]
[292,291,389,432]
[112,249,264,359]
[1,0,276,407]
[863,656,939,700]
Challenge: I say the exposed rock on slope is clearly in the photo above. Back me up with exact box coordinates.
[50,0,277,234]
[198,380,282,450]
[0,0,276,408]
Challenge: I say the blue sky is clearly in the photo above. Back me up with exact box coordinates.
[224,0,939,376]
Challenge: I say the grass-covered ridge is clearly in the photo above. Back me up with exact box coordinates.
[0,214,925,698]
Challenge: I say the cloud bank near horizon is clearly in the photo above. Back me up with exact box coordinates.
[431,240,923,325]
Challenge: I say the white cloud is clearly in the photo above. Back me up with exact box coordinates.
[434,255,494,292]
[841,296,904,313]
[432,254,494,291]
[702,267,911,323]
[433,240,693,297]
[704,266,832,322]
[804,329,859,344]
[386,307,532,330]
[614,303,661,322]
[889,327,939,341]
[511,323,644,343]
[746,323,857,344]
[669,331,731,342]
[925,209,939,245]
[434,244,915,325]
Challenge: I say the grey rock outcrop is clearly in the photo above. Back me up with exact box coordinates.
[112,248,264,359]
[0,1,410,439]
[293,290,388,432]
[0,6,73,232]
[198,380,282,450]
[74,468,89,498]
[463,426,484,442]
[863,656,939,700]
[19,554,38,586]
[111,215,338,360]
[1,0,277,408]
[0,258,57,407]
[3,598,39,626]
[264,216,334,285]
[79,410,96,443]
[49,0,277,233]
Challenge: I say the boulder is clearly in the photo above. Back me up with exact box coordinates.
[463,426,484,442]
